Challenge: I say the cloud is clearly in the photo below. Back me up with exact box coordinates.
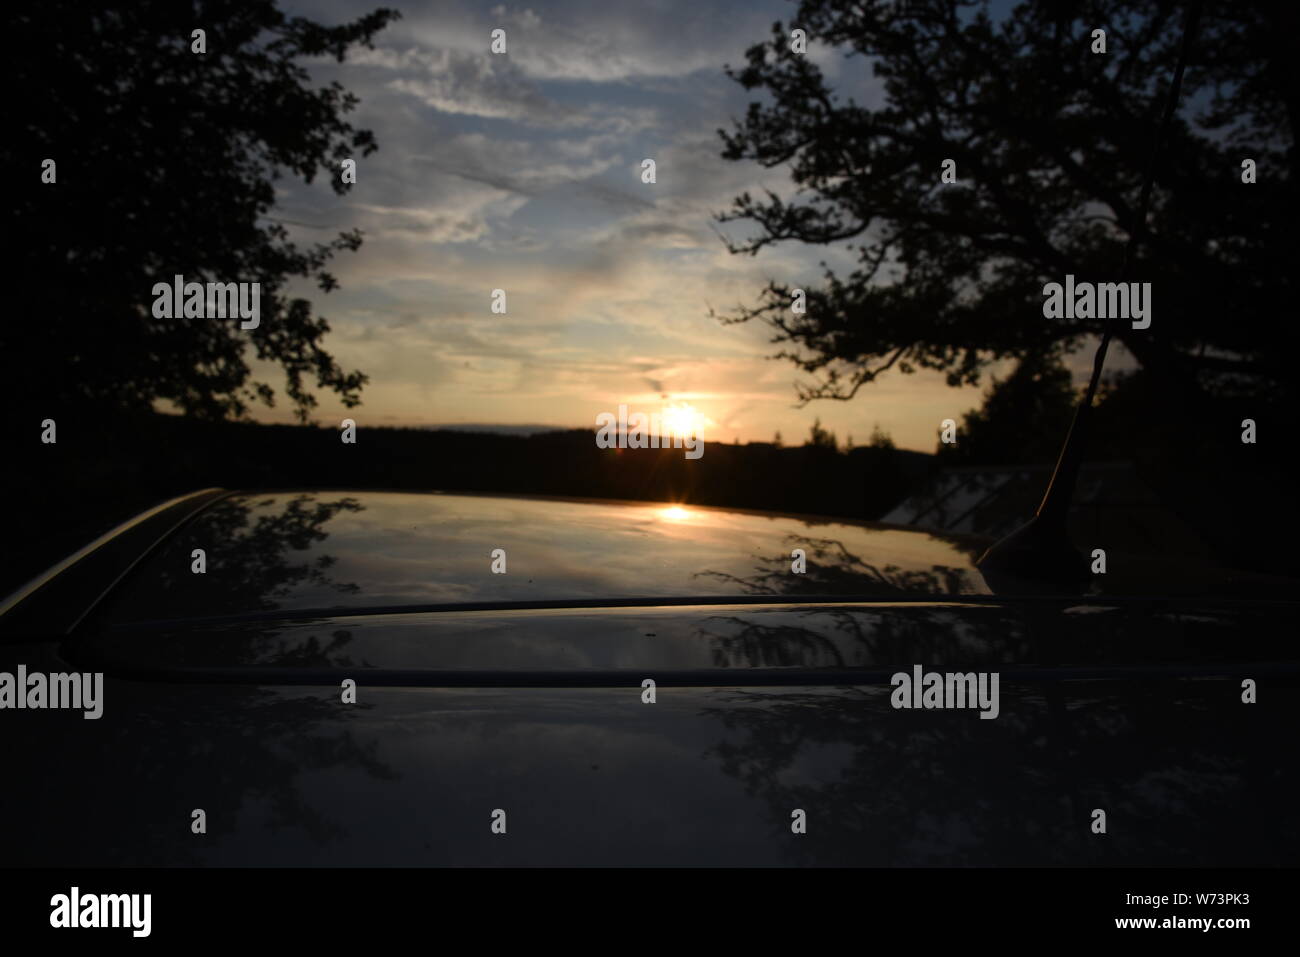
[371,46,566,123]
[414,132,624,196]
[350,42,662,133]
[348,200,506,244]
[510,2,782,84]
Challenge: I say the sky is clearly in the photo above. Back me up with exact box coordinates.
[259,0,1067,452]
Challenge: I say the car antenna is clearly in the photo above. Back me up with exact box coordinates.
[976,1,1203,589]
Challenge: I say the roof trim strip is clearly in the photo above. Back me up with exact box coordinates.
[99,592,1300,633]
[0,487,233,639]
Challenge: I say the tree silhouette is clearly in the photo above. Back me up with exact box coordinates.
[935,352,1080,464]
[866,424,895,450]
[804,416,838,449]
[8,1,400,422]
[716,0,1297,410]
[693,531,985,598]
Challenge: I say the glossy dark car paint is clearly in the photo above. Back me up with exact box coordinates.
[2,490,1297,866]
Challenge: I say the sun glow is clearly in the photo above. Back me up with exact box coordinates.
[659,506,692,522]
[660,403,705,440]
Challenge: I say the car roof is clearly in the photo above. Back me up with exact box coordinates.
[89,489,993,627]
[6,487,1297,640]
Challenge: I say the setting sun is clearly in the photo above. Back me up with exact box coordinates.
[660,403,705,440]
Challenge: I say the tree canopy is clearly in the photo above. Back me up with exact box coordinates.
[717,0,1297,411]
[934,352,1078,464]
[8,1,400,422]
